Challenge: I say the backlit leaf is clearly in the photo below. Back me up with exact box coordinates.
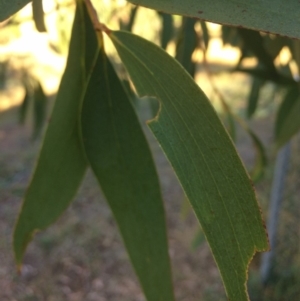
[109,30,268,301]
[81,46,174,301]
[127,0,300,39]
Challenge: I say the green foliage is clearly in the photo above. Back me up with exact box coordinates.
[247,77,265,119]
[3,0,300,300]
[275,86,300,149]
[158,12,174,50]
[81,42,174,301]
[128,0,300,39]
[109,30,268,300]
[175,17,198,77]
[0,0,31,21]
[32,0,46,32]
[14,2,94,264]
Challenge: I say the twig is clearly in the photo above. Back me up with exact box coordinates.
[84,0,111,34]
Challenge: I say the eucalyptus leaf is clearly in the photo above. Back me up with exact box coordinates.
[175,17,198,77]
[81,46,174,301]
[32,81,47,140]
[0,0,31,21]
[237,29,277,76]
[199,20,209,50]
[247,77,265,119]
[127,0,300,39]
[13,1,98,265]
[109,30,268,301]
[275,86,300,149]
[19,85,30,124]
[159,12,174,49]
[32,0,46,32]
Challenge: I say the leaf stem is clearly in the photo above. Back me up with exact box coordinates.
[84,0,111,34]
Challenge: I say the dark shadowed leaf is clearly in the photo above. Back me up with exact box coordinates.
[275,86,300,149]
[19,85,31,124]
[32,81,47,139]
[237,117,268,182]
[158,12,174,49]
[291,39,300,74]
[199,20,209,50]
[263,35,289,61]
[0,0,31,21]
[248,130,268,182]
[32,0,46,32]
[220,97,267,182]
[119,5,138,32]
[221,25,241,48]
[13,1,98,265]
[175,17,198,77]
[109,30,268,301]
[247,77,265,119]
[237,29,277,76]
[128,0,300,39]
[81,46,174,301]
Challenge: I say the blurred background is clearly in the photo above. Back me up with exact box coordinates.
[1,0,300,300]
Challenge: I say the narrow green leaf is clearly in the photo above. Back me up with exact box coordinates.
[19,85,31,124]
[119,5,138,32]
[237,29,277,76]
[127,0,300,39]
[237,117,268,183]
[32,81,47,139]
[13,1,98,265]
[221,26,241,48]
[175,17,198,77]
[291,39,300,74]
[32,0,46,32]
[247,77,264,119]
[158,12,174,49]
[263,35,288,61]
[191,228,205,250]
[199,20,209,50]
[275,86,300,149]
[248,130,268,182]
[109,30,268,301]
[81,47,174,301]
[0,0,31,21]
[219,95,266,182]
[219,100,236,143]
[235,67,293,85]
